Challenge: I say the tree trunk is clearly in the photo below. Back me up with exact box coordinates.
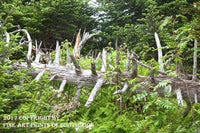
[6,29,200,117]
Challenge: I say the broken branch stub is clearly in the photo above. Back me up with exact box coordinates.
[126,50,130,72]
[72,85,82,111]
[34,41,43,64]
[113,82,129,111]
[57,80,67,98]
[176,90,184,106]
[113,82,129,95]
[192,39,198,81]
[130,52,138,78]
[155,32,164,72]
[73,29,99,58]
[66,42,71,67]
[70,55,82,74]
[53,41,60,66]
[85,78,104,108]
[101,48,107,72]
[91,63,98,76]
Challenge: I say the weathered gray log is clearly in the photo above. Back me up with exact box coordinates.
[5,29,199,117]
[13,62,200,99]
[12,59,200,117]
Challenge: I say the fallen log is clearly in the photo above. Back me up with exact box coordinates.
[5,29,200,118]
[12,57,200,117]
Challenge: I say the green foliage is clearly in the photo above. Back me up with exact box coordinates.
[1,0,97,48]
[91,104,134,133]
[1,41,199,132]
[1,0,200,132]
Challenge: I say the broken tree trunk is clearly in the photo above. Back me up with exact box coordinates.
[5,29,200,117]
[12,50,200,117]
[73,29,99,58]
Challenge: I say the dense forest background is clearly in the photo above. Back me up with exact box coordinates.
[0,0,200,132]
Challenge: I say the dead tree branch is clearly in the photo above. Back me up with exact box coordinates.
[192,39,198,81]
[73,29,99,58]
[155,32,164,72]
[85,78,104,108]
[4,30,199,117]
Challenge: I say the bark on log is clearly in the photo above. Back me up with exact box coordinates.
[13,62,200,100]
[5,29,200,118]
[12,56,200,117]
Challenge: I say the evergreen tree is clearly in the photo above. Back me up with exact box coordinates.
[1,0,97,48]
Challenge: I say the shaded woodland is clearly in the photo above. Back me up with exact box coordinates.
[0,0,200,132]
